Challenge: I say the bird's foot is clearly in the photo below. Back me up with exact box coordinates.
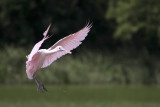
[34,76,48,93]
[41,84,48,92]
[38,86,44,94]
[38,80,48,92]
[37,83,48,94]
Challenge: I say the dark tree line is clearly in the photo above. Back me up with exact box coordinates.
[0,0,160,52]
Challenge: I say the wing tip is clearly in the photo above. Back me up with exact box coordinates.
[85,21,93,31]
[43,24,52,37]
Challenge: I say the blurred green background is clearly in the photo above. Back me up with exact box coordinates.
[0,0,160,107]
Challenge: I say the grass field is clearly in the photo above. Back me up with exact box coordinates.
[0,85,160,107]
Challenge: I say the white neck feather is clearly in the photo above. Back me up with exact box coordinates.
[44,48,60,55]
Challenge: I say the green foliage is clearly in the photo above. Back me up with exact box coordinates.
[0,47,160,85]
[107,0,160,43]
[0,46,27,84]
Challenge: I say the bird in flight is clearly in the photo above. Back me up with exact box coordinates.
[26,23,92,93]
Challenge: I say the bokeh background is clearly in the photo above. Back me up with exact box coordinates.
[0,0,160,107]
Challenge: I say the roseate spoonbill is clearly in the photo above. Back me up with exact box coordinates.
[26,23,92,93]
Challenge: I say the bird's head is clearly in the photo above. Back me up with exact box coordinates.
[56,46,72,54]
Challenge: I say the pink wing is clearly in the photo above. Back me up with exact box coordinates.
[41,23,92,68]
[27,24,51,61]
[27,38,46,61]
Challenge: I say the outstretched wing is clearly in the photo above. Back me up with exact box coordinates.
[27,39,46,61]
[27,24,51,61]
[41,23,92,68]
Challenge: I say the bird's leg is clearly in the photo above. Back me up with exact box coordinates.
[36,78,48,92]
[33,76,45,93]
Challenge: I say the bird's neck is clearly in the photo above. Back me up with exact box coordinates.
[44,49,60,55]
